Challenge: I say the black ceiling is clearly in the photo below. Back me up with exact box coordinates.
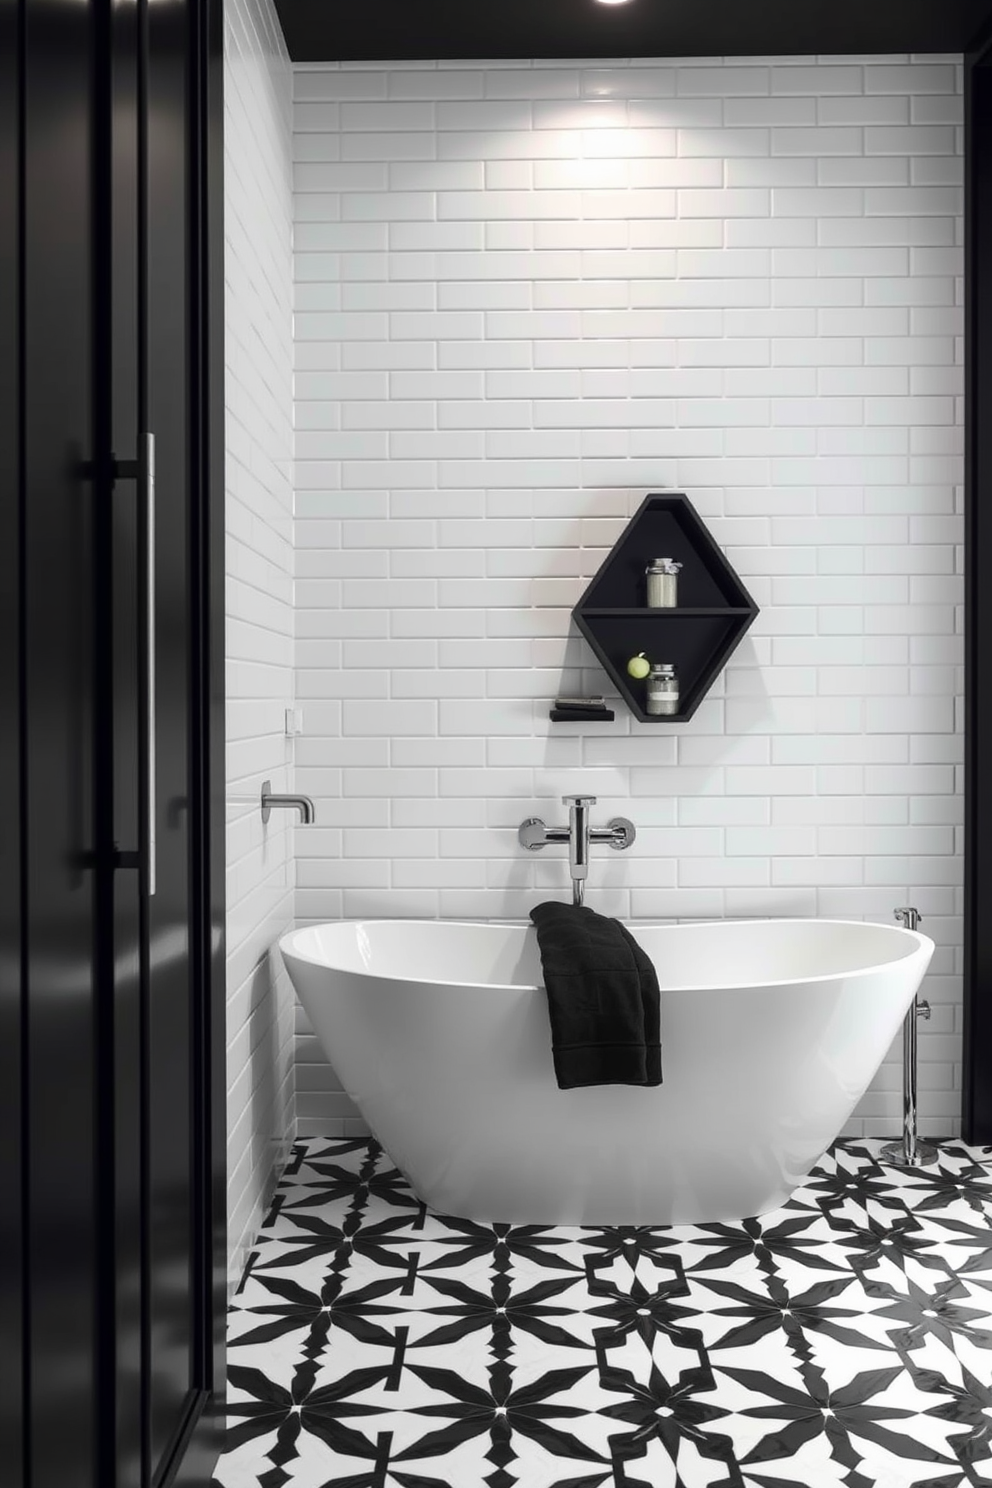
[277,0,992,64]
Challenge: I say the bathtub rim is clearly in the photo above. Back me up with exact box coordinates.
[279,916,934,996]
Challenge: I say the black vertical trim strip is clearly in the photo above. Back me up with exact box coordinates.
[11,0,27,1476]
[17,0,27,1469]
[964,54,972,1143]
[206,0,228,1423]
[147,2,224,1479]
[185,0,226,1430]
[136,0,151,1478]
[108,0,143,1470]
[188,0,210,1394]
[964,41,992,1144]
[92,0,117,1480]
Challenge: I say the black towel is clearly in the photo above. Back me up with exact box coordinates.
[529,901,662,1089]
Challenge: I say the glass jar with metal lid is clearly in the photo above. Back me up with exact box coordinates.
[646,662,679,717]
[645,557,682,608]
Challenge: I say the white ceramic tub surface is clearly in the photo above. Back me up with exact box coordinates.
[279,918,933,1226]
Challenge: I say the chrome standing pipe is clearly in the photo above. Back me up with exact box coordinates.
[880,907,937,1168]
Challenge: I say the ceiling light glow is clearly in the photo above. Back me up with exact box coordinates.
[595,0,634,6]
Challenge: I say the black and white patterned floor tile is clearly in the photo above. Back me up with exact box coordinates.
[213,1138,992,1488]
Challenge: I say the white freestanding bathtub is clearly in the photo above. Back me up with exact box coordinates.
[279,917,933,1226]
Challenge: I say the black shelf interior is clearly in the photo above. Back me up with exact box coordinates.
[571,492,760,724]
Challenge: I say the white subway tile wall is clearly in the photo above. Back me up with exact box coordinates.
[291,56,964,1142]
[224,0,295,1287]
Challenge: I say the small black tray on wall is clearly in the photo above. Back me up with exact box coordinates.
[572,492,760,723]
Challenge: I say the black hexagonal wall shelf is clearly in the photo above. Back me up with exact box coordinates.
[573,493,759,723]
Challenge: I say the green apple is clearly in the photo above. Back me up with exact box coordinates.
[627,653,651,680]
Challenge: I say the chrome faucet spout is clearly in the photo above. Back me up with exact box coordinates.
[260,780,316,824]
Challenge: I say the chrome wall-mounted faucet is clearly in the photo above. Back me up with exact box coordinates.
[518,795,635,906]
[261,779,316,825]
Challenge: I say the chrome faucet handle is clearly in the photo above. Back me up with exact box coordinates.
[519,817,549,851]
[563,794,597,807]
[606,817,636,850]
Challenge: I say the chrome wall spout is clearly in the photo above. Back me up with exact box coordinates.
[518,794,635,906]
[261,779,316,824]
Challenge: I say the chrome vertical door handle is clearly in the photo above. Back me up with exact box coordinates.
[105,435,156,890]
[143,431,156,897]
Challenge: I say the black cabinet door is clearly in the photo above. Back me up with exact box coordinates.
[21,0,103,1481]
[130,0,227,1478]
[133,0,227,1476]
[143,0,198,1471]
[8,0,226,1482]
